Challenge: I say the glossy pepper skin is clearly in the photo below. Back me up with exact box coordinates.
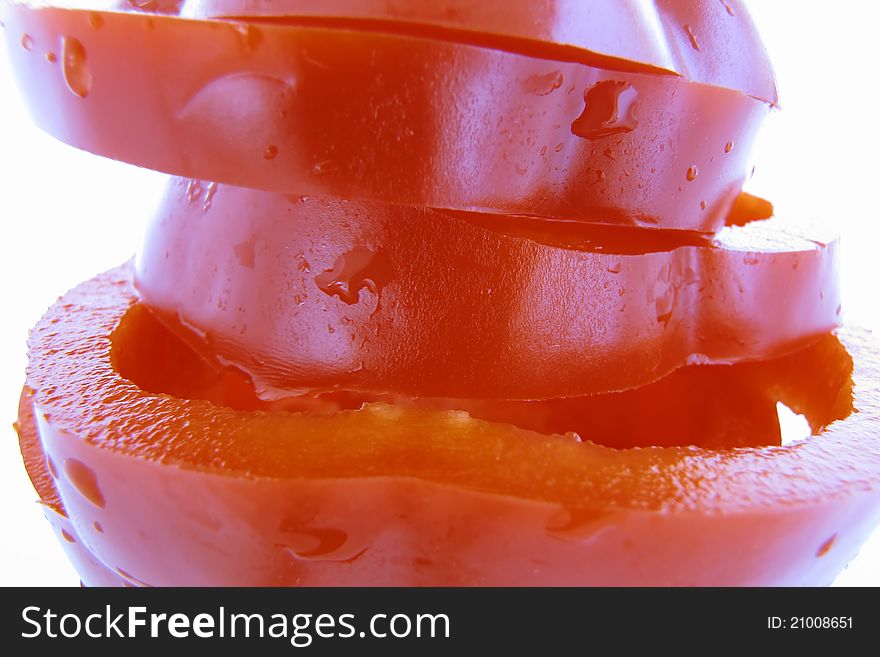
[16,395,122,587]
[2,2,769,232]
[135,182,840,400]
[18,264,880,586]
[38,0,779,104]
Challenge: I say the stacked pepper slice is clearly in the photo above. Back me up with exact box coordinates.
[5,0,880,586]
[4,1,769,231]
[16,266,880,586]
[135,181,840,400]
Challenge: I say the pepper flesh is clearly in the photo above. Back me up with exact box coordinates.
[2,3,769,231]
[18,263,880,586]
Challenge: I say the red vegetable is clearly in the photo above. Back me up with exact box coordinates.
[18,264,880,586]
[67,0,780,104]
[10,0,874,590]
[16,393,125,587]
[135,181,840,399]
[2,3,769,231]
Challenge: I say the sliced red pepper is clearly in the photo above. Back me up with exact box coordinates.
[134,181,840,400]
[19,262,880,586]
[43,0,778,104]
[16,392,126,587]
[2,3,768,231]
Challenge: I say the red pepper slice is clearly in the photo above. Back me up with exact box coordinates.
[2,3,769,231]
[18,263,880,586]
[40,0,778,104]
[134,181,840,399]
[17,394,123,587]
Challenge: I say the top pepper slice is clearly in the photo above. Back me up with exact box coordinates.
[35,0,778,104]
[2,2,770,231]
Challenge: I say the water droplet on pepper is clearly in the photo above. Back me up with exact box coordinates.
[684,24,701,51]
[316,248,392,305]
[64,458,106,509]
[61,36,92,98]
[523,70,563,96]
[571,82,638,140]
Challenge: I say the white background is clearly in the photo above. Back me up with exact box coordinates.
[1,2,879,586]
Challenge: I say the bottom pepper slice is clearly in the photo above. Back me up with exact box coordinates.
[16,393,127,587]
[19,264,880,586]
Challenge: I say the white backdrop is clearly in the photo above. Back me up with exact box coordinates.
[1,1,879,586]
